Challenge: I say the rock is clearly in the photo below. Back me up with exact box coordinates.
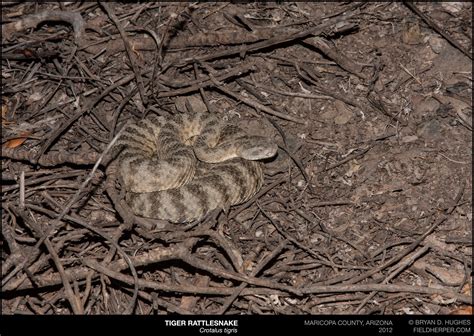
[401,135,419,143]
[414,97,440,115]
[402,23,423,45]
[428,35,446,54]
[334,100,353,125]
[417,119,442,140]
[175,95,208,113]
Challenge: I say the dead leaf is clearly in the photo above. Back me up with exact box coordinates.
[461,282,471,296]
[449,306,473,315]
[1,103,7,118]
[2,102,9,125]
[5,131,31,148]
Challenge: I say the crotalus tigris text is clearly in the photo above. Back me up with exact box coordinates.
[114,112,278,223]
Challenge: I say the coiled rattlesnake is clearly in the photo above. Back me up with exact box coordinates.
[114,112,278,223]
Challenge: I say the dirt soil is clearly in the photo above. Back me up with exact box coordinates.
[1,2,472,315]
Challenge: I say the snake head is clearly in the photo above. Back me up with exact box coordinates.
[238,138,278,160]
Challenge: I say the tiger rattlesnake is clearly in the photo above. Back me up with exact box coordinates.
[114,112,278,223]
